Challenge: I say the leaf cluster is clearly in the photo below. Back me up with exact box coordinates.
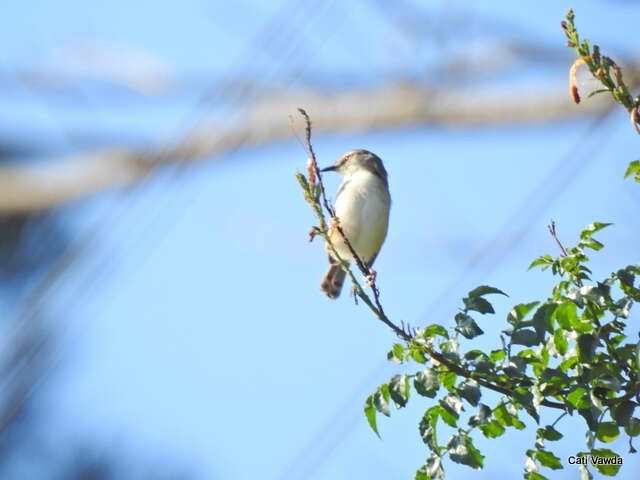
[366,223,639,479]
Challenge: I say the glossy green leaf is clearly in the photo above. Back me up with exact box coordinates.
[467,285,507,298]
[553,330,568,355]
[554,302,577,330]
[535,449,563,470]
[510,328,539,346]
[568,388,590,409]
[595,422,620,442]
[469,403,491,427]
[364,394,380,438]
[625,417,640,437]
[373,384,390,416]
[420,324,449,339]
[589,448,622,476]
[454,313,484,339]
[463,296,494,315]
[447,434,484,469]
[577,334,598,363]
[623,160,640,182]
[479,420,505,438]
[537,425,563,441]
[456,380,480,407]
[389,374,410,408]
[440,371,457,392]
[414,368,439,398]
[580,222,612,240]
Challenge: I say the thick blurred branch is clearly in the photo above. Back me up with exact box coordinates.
[1,75,635,213]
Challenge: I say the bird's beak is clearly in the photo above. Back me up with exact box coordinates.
[320,165,337,172]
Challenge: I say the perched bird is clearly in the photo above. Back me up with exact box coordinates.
[319,149,391,299]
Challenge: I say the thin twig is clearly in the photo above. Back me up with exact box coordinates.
[296,108,409,339]
[295,110,581,410]
[548,220,569,257]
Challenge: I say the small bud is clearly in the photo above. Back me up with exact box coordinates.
[570,85,580,104]
[306,157,316,187]
[566,41,575,48]
[630,106,640,134]
[560,21,567,30]
[569,57,586,104]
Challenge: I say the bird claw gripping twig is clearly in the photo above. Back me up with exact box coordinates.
[365,268,377,288]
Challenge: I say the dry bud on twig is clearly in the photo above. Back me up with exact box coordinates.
[630,105,640,134]
[569,57,587,104]
[306,157,316,187]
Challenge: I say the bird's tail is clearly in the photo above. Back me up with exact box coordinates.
[320,262,346,299]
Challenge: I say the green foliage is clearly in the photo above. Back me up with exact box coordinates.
[364,222,639,478]
[624,160,640,183]
[296,14,640,478]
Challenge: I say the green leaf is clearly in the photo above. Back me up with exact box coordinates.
[440,371,457,392]
[467,285,507,297]
[489,349,505,362]
[510,329,540,346]
[535,449,563,470]
[507,302,540,325]
[580,238,604,251]
[442,394,463,416]
[595,422,620,443]
[625,417,640,437]
[419,407,439,450]
[464,350,492,372]
[415,453,444,480]
[420,324,449,339]
[553,330,568,355]
[524,473,548,480]
[537,425,563,441]
[387,343,405,363]
[456,380,481,407]
[579,222,612,240]
[414,368,439,398]
[589,448,623,476]
[554,302,577,330]
[463,296,495,315]
[624,159,640,182]
[469,403,491,427]
[364,394,380,438]
[493,403,525,429]
[389,374,410,408]
[529,254,553,270]
[373,384,390,416]
[447,433,484,469]
[577,334,598,363]
[454,313,484,339]
[479,420,505,438]
[567,388,590,409]
[437,404,458,428]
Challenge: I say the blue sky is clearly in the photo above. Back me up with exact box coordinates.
[2,1,640,479]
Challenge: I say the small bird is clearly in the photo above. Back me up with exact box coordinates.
[319,149,391,299]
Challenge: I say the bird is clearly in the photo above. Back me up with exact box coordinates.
[319,149,391,299]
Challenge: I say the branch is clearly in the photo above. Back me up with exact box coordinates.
[2,76,628,213]
[295,110,571,410]
[562,9,640,133]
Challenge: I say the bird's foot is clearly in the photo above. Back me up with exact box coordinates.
[308,226,321,242]
[365,268,377,287]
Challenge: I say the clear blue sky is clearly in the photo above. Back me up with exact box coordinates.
[2,1,639,479]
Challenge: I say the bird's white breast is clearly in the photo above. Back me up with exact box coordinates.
[332,170,390,264]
